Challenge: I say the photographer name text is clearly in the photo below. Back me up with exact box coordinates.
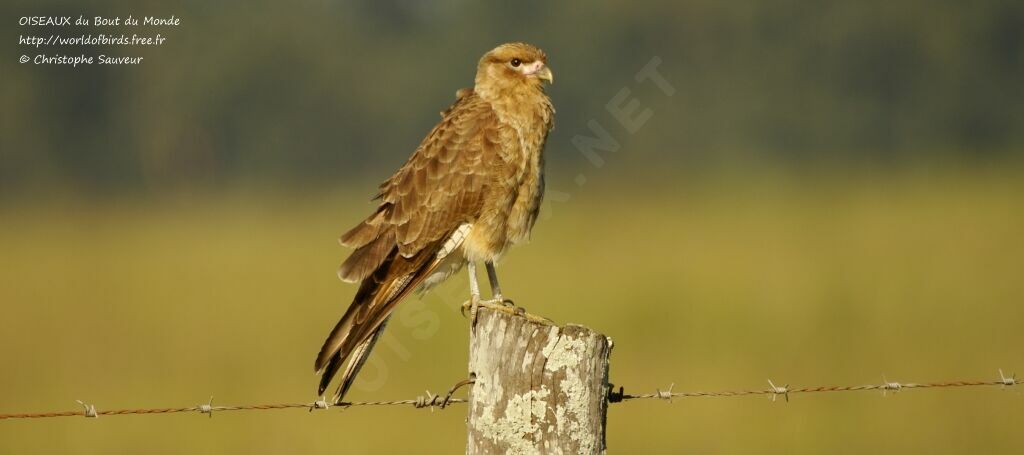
[16,14,180,67]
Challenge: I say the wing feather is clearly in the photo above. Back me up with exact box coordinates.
[336,231,395,283]
[316,90,502,403]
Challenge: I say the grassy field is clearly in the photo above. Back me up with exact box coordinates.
[1,168,1021,453]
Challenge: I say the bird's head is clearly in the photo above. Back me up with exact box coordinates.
[475,42,553,98]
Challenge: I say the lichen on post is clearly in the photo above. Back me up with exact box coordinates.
[466,307,612,454]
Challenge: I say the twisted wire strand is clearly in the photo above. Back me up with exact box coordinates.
[0,398,469,420]
[0,372,1015,420]
[616,379,1015,401]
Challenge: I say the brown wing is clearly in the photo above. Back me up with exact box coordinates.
[316,90,503,402]
[335,90,496,280]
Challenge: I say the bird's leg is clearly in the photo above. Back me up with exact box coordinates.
[484,261,514,306]
[460,261,483,327]
[463,261,555,326]
[468,261,481,301]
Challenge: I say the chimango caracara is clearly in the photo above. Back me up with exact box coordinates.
[315,42,555,404]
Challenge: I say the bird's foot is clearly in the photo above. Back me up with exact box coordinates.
[466,297,555,326]
[484,293,515,307]
[460,295,484,330]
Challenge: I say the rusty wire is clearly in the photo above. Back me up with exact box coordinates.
[0,370,1015,421]
[612,370,1018,403]
[0,395,465,420]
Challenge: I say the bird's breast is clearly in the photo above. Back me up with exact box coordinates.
[460,93,551,263]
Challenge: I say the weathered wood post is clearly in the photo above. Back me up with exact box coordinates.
[466,307,612,454]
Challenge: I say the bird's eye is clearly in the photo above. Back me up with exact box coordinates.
[510,58,522,67]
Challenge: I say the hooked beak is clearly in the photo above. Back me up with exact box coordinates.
[535,66,554,84]
[524,61,554,84]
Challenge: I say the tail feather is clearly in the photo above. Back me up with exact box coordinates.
[316,257,390,374]
[328,317,390,403]
[317,352,343,396]
[315,235,452,404]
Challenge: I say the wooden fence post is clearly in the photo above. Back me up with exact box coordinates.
[466,307,612,454]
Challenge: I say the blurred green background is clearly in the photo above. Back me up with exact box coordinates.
[1,0,1022,453]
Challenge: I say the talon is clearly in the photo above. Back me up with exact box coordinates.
[491,293,520,313]
[469,296,482,330]
[460,297,483,329]
[468,298,557,326]
[493,294,515,307]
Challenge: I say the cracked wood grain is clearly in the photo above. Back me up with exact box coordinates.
[466,308,612,454]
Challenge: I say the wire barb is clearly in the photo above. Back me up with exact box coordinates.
[198,396,215,418]
[655,383,675,402]
[998,369,1017,388]
[308,398,330,412]
[882,376,902,396]
[75,400,97,418]
[767,379,789,402]
[414,391,442,410]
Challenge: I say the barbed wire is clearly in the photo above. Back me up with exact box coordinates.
[0,393,465,420]
[0,369,1015,421]
[610,369,1019,403]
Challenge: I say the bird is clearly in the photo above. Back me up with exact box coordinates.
[314,42,555,404]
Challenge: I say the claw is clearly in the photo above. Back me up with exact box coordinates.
[464,299,557,326]
[492,294,515,307]
[460,296,483,331]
